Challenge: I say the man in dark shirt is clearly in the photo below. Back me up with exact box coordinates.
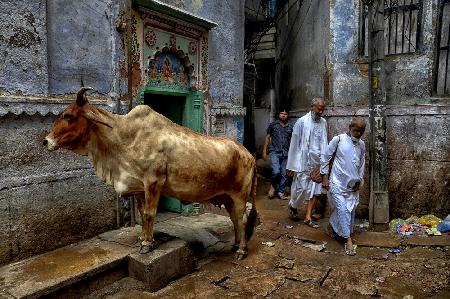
[262,109,293,200]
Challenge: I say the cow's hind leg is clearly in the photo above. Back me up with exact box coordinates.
[229,194,248,260]
[224,197,240,250]
[140,181,161,254]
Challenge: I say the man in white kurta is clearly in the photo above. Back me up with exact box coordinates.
[286,98,327,227]
[321,117,366,255]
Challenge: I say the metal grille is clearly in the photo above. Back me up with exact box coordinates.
[360,0,423,56]
[434,0,450,95]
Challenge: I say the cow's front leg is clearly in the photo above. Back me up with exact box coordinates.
[134,193,145,242]
[140,181,161,254]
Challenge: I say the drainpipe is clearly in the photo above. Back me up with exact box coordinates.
[269,88,276,122]
[367,0,389,225]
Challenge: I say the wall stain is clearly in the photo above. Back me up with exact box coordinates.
[8,27,41,48]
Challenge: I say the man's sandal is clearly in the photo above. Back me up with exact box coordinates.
[289,205,299,220]
[345,243,356,256]
[303,219,320,229]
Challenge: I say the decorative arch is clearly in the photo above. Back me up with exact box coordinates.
[145,45,197,92]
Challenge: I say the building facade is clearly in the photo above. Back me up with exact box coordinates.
[0,0,245,265]
[274,0,449,218]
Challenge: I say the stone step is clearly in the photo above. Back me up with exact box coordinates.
[0,212,234,298]
[0,237,133,298]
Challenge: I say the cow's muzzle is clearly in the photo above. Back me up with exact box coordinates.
[44,136,57,151]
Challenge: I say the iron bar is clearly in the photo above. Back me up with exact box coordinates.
[415,0,423,53]
[388,7,392,54]
[395,2,398,54]
[408,0,413,52]
[444,22,450,93]
[402,0,406,52]
[434,0,445,93]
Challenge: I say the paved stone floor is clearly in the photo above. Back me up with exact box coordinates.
[101,178,450,299]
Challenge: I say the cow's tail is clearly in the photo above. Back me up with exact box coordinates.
[245,163,258,241]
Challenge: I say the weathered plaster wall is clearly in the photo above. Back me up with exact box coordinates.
[159,0,245,107]
[329,0,368,106]
[0,114,117,266]
[47,0,124,97]
[327,0,450,218]
[0,0,125,265]
[0,0,48,96]
[275,0,330,110]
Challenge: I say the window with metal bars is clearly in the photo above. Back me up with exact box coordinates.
[434,0,450,96]
[360,0,423,57]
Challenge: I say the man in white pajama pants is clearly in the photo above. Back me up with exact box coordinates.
[321,117,366,255]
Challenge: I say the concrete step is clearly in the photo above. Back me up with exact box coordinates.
[0,212,234,298]
[0,237,133,298]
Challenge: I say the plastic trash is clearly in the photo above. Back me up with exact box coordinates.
[405,215,420,224]
[262,241,275,247]
[388,247,402,254]
[284,224,294,229]
[418,214,442,228]
[437,220,450,233]
[425,227,442,236]
[389,218,406,232]
[399,224,411,232]
[359,220,370,231]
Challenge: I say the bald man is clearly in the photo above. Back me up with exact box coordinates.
[321,117,366,256]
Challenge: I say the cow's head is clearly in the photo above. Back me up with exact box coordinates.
[44,87,98,154]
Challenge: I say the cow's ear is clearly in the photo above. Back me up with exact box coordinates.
[76,87,93,106]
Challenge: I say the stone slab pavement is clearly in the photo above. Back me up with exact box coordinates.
[0,212,235,298]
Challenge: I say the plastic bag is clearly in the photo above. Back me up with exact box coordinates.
[389,218,406,232]
[437,220,450,233]
[405,215,420,224]
[418,214,442,228]
[425,227,442,236]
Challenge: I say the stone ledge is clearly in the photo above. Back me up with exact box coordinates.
[0,212,234,298]
[128,239,194,291]
[403,235,450,247]
[356,232,402,248]
[0,237,133,298]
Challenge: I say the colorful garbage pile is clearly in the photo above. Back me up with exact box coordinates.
[389,214,450,236]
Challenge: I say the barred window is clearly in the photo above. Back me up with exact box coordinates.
[360,0,423,56]
[434,0,450,95]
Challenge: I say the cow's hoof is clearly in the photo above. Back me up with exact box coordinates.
[139,240,156,254]
[235,249,247,260]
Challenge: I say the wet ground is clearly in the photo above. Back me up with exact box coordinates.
[105,178,450,299]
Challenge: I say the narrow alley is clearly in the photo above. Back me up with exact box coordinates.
[91,178,450,299]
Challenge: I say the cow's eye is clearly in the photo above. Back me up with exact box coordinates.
[63,114,74,121]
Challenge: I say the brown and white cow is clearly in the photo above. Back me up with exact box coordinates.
[44,87,257,259]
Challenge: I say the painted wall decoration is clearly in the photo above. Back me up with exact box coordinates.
[189,41,197,54]
[146,52,190,92]
[142,26,199,92]
[145,30,156,47]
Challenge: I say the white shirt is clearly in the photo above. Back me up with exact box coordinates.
[321,133,365,194]
[286,112,328,173]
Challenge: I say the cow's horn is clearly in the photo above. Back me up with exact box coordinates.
[76,87,93,106]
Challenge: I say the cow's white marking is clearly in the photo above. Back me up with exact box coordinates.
[45,136,57,151]
[113,169,132,194]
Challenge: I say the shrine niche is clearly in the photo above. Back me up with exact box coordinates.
[145,46,195,93]
[136,9,210,94]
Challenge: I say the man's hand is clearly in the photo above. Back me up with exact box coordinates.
[321,174,329,191]
[352,181,361,192]
[287,170,295,177]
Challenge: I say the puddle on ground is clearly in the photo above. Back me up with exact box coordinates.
[22,246,109,282]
